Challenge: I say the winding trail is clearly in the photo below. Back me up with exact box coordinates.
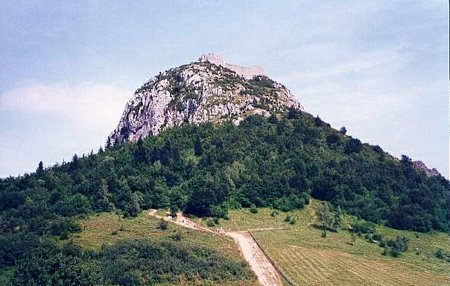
[148,210,283,286]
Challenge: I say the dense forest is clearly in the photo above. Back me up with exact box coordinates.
[1,110,449,284]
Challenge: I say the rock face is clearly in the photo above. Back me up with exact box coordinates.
[108,54,304,145]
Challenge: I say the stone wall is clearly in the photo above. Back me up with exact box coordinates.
[198,53,264,79]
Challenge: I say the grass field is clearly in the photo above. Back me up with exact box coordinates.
[72,211,258,286]
[206,200,450,286]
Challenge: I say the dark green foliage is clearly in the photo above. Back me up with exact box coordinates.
[434,249,450,262]
[250,204,258,214]
[326,133,341,145]
[194,134,203,156]
[288,108,300,119]
[0,111,449,278]
[36,161,44,174]
[11,241,103,285]
[1,112,449,237]
[157,219,168,230]
[385,236,409,257]
[351,221,376,234]
[5,238,252,285]
[248,75,275,89]
[50,218,81,239]
[344,138,362,154]
[99,239,252,285]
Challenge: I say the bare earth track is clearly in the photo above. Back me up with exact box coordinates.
[148,210,283,286]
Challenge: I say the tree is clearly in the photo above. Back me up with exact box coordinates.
[314,116,324,127]
[288,108,300,119]
[194,135,203,156]
[344,138,362,154]
[70,154,79,171]
[133,137,147,163]
[333,205,342,228]
[401,154,412,164]
[326,134,341,145]
[157,219,168,230]
[316,203,334,229]
[339,126,347,135]
[105,137,112,150]
[36,161,44,174]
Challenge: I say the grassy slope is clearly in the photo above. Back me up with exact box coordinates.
[72,212,258,286]
[195,200,450,286]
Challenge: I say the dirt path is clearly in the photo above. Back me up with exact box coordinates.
[227,231,283,286]
[147,210,283,286]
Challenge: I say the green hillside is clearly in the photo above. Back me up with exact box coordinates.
[0,110,449,284]
[198,201,450,285]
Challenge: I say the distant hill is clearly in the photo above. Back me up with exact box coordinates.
[0,54,449,285]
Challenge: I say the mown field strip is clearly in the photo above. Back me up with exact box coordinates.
[264,244,450,286]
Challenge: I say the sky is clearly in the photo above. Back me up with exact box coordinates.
[0,0,448,178]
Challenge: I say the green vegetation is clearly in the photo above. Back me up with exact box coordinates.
[0,212,256,285]
[205,201,450,285]
[6,237,253,286]
[1,109,449,284]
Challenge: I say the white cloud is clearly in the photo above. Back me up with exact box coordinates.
[0,81,131,132]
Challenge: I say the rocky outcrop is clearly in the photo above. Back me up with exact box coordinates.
[108,54,304,145]
[412,161,441,177]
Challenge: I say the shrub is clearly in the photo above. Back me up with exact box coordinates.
[249,204,258,214]
[382,236,409,258]
[435,249,445,259]
[344,138,362,154]
[171,232,182,241]
[326,134,341,145]
[284,215,291,222]
[157,219,168,230]
[206,218,216,227]
[351,221,376,234]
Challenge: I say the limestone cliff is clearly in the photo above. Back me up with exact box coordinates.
[108,54,304,145]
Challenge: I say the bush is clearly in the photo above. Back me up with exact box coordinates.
[351,221,376,234]
[326,134,341,145]
[206,218,216,227]
[171,232,182,241]
[383,236,409,258]
[344,138,362,154]
[435,249,445,259]
[249,204,258,214]
[157,219,168,230]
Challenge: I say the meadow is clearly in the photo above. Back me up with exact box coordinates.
[201,200,450,286]
[72,212,258,286]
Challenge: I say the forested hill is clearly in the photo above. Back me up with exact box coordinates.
[1,111,449,236]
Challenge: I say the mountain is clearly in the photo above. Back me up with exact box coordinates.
[1,54,450,285]
[108,53,303,145]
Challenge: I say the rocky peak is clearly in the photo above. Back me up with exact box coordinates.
[108,54,304,145]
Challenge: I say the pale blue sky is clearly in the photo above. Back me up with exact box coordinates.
[0,0,448,177]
